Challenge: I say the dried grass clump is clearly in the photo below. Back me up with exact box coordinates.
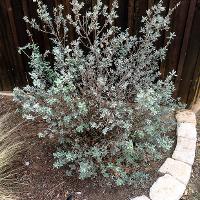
[0,112,25,200]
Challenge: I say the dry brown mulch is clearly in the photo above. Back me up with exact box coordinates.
[0,95,175,200]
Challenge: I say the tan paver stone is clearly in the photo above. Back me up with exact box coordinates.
[172,149,195,166]
[175,137,197,152]
[176,110,196,124]
[177,123,197,139]
[150,174,186,200]
[159,158,191,185]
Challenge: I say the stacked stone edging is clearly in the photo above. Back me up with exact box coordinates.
[131,110,197,200]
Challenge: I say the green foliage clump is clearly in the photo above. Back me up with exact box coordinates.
[14,0,183,186]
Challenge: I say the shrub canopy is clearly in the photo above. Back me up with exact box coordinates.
[14,0,182,186]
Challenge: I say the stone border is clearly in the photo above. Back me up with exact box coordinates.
[131,110,197,200]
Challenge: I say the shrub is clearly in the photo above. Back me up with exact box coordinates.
[14,0,182,186]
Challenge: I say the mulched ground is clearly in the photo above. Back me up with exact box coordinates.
[0,95,176,200]
[181,112,200,200]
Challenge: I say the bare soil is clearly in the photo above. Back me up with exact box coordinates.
[0,96,176,200]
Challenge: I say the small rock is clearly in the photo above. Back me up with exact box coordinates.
[24,161,30,166]
[76,192,82,195]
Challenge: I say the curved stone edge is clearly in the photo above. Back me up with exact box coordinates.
[131,110,197,200]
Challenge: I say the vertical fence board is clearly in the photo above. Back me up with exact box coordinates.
[148,0,154,8]
[174,0,197,97]
[128,0,135,35]
[178,2,200,103]
[117,0,129,30]
[165,0,190,75]
[5,0,28,87]
[133,0,148,35]
[188,47,200,104]
[0,0,17,90]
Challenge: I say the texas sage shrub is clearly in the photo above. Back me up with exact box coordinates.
[14,0,182,186]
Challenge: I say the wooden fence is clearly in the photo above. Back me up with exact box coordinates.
[0,0,200,105]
